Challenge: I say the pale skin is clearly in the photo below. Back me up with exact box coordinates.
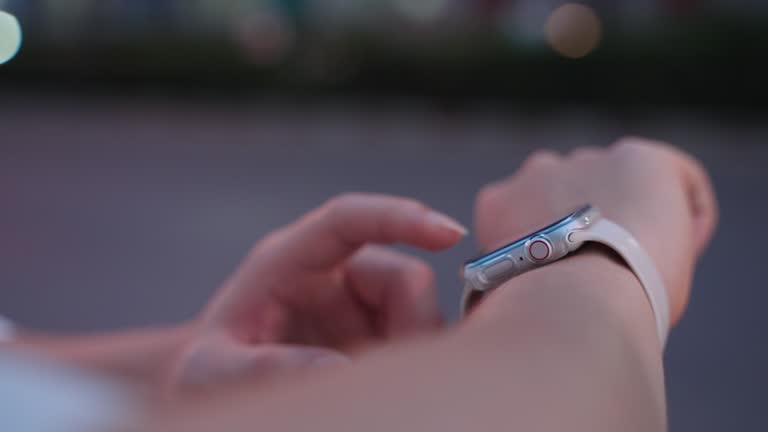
[140,249,667,432]
[2,137,718,431]
[140,137,716,431]
[3,194,468,391]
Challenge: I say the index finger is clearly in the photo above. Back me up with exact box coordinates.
[273,193,466,270]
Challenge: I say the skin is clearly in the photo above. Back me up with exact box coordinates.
[132,137,717,432]
[3,137,718,432]
[3,195,467,392]
[173,194,468,392]
[473,137,717,324]
[8,325,193,386]
[139,249,667,432]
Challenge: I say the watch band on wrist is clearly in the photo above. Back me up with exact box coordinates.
[569,219,669,346]
[460,205,670,348]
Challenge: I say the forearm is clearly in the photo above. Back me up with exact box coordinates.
[461,248,666,430]
[6,323,193,386]
[143,250,666,432]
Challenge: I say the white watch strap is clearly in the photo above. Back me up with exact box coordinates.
[460,218,670,347]
[569,219,670,346]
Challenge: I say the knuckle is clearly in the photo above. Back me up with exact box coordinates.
[321,192,365,224]
[529,149,559,162]
[406,259,434,285]
[324,193,359,212]
[249,226,288,260]
[476,183,501,210]
[260,225,290,247]
[613,136,667,154]
[613,136,645,149]
[520,150,560,172]
[398,260,436,299]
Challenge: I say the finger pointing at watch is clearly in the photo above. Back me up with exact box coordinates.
[266,193,467,270]
[203,193,466,349]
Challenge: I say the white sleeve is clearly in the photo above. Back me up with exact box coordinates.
[0,352,138,432]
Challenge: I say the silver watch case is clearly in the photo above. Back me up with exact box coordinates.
[463,205,601,294]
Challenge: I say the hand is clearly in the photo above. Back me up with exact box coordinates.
[171,193,465,391]
[170,331,350,394]
[474,138,718,326]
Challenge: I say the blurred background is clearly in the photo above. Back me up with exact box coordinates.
[0,1,766,430]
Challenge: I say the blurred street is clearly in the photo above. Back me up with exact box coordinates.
[0,97,765,431]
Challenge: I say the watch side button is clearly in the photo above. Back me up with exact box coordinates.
[528,239,552,261]
[482,258,517,283]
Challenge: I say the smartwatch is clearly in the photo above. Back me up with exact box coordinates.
[461,205,670,346]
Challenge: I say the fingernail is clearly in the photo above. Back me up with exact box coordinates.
[425,211,468,236]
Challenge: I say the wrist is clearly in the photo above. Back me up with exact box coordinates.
[466,246,662,354]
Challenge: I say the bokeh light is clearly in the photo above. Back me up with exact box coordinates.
[232,8,295,65]
[0,10,22,64]
[501,1,552,45]
[545,3,602,59]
